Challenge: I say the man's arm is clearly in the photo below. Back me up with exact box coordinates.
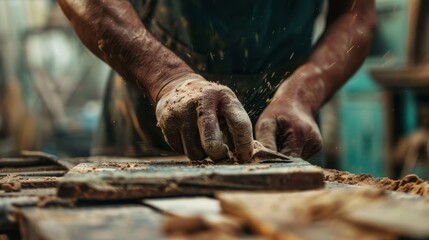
[57,0,193,102]
[57,0,254,162]
[276,0,376,116]
[256,0,376,159]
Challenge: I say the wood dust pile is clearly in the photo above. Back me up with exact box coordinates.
[324,169,429,197]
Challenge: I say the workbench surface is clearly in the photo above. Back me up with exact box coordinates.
[1,155,428,240]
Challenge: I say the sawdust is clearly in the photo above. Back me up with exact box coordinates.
[70,162,150,174]
[245,164,271,172]
[0,175,21,192]
[1,181,21,192]
[324,169,429,196]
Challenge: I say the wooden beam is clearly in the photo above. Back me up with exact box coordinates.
[58,159,324,200]
[19,206,164,240]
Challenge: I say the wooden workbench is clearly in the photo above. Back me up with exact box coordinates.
[1,155,429,240]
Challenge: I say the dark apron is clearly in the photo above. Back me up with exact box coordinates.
[91,0,322,157]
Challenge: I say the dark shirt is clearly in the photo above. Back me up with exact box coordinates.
[131,0,323,73]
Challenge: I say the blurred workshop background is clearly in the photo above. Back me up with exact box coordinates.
[0,0,428,180]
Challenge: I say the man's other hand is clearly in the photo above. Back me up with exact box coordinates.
[255,97,322,160]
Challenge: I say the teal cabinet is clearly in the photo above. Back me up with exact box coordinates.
[338,90,385,177]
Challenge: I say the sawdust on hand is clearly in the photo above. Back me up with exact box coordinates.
[156,78,254,162]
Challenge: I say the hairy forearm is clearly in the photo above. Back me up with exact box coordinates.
[274,0,376,115]
[57,0,193,101]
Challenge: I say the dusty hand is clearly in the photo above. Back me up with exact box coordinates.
[155,74,253,162]
[255,97,322,160]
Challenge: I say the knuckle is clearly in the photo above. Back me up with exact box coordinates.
[219,85,235,95]
[293,126,306,138]
[203,88,218,96]
[304,127,322,143]
[283,133,299,146]
[306,135,323,149]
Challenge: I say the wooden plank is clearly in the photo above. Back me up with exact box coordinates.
[0,197,39,232]
[0,171,66,177]
[144,197,241,230]
[63,156,191,166]
[15,177,58,189]
[144,198,270,239]
[0,188,56,198]
[346,201,429,238]
[18,206,164,240]
[216,189,429,240]
[57,159,324,200]
[1,176,59,189]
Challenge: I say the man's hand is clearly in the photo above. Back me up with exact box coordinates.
[155,74,253,162]
[256,0,375,160]
[255,94,322,160]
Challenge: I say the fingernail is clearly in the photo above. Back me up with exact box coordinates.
[238,150,253,163]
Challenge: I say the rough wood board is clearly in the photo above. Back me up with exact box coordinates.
[0,197,39,232]
[0,170,66,177]
[57,159,324,200]
[1,176,59,189]
[19,206,164,240]
[144,197,240,230]
[346,201,429,237]
[0,188,57,198]
[216,189,429,240]
[144,197,252,239]
[61,156,194,169]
